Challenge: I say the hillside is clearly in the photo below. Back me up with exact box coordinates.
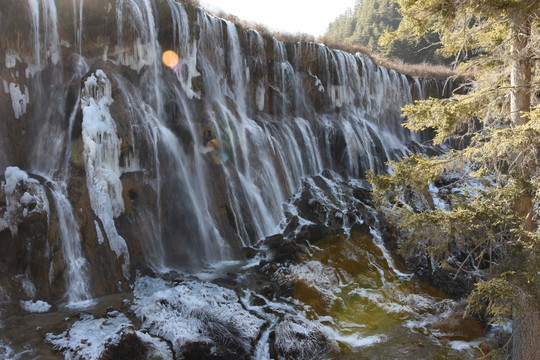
[323,0,448,65]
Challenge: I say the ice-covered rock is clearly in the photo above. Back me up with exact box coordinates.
[275,314,337,360]
[46,311,131,360]
[1,167,48,237]
[132,276,265,358]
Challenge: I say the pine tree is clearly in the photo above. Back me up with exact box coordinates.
[369,1,540,358]
[323,0,446,64]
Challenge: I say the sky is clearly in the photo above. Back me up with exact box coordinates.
[199,0,357,38]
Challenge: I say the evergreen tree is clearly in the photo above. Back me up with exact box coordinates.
[324,0,447,64]
[369,1,540,358]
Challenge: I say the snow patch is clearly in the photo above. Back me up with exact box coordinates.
[8,83,29,119]
[19,192,34,206]
[20,300,51,313]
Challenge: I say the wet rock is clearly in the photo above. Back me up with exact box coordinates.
[263,234,308,264]
[297,223,330,242]
[242,246,258,259]
[412,258,477,298]
[181,341,214,360]
[282,171,376,243]
[103,332,148,360]
[212,277,237,288]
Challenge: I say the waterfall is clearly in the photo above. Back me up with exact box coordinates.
[46,181,92,304]
[0,0,450,302]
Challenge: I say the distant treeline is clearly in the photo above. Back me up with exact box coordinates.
[323,0,450,65]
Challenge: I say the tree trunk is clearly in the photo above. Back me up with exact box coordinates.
[512,293,540,360]
[509,10,531,126]
[508,10,539,360]
[509,10,535,232]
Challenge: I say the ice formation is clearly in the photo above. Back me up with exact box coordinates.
[81,70,130,278]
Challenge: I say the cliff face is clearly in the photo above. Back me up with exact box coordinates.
[0,0,451,304]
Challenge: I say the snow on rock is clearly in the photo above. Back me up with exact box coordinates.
[4,167,38,195]
[8,83,29,119]
[46,311,131,360]
[1,167,49,236]
[20,300,51,313]
[81,70,130,278]
[46,310,174,360]
[132,276,265,356]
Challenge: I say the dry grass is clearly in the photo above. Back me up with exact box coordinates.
[373,56,456,79]
[181,0,200,7]
[318,37,456,79]
[181,0,455,80]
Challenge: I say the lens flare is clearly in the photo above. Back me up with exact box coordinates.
[203,139,229,165]
[162,50,179,68]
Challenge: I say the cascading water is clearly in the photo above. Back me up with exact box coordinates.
[0,0,445,294]
[46,181,92,304]
[0,1,483,358]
